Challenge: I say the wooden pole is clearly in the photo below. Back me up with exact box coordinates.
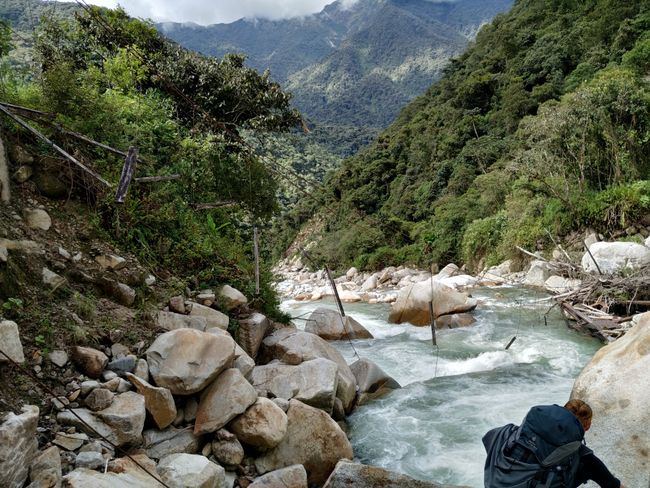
[428,301,437,347]
[115,146,138,203]
[0,104,112,188]
[325,265,346,318]
[583,240,603,275]
[253,225,260,296]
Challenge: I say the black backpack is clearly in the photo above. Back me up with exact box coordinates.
[483,405,585,488]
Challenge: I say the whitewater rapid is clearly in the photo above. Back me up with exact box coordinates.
[281,286,601,487]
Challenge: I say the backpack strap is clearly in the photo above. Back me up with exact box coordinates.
[541,441,583,467]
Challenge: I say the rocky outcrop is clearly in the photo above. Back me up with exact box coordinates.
[194,368,257,435]
[255,400,353,486]
[158,453,226,488]
[388,280,477,326]
[146,329,235,395]
[29,445,62,488]
[581,241,650,274]
[305,308,373,340]
[349,358,400,406]
[322,460,465,487]
[249,464,308,488]
[260,330,356,413]
[571,311,650,487]
[0,405,39,488]
[0,320,25,363]
[248,359,339,413]
[229,397,289,450]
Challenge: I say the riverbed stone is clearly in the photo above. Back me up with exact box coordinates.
[72,346,108,379]
[158,453,226,488]
[523,260,554,287]
[126,373,177,429]
[388,279,478,326]
[49,349,68,367]
[360,275,378,291]
[0,405,39,488]
[142,426,201,460]
[219,285,248,310]
[62,467,159,487]
[186,302,229,330]
[349,358,400,406]
[29,445,62,488]
[53,432,88,451]
[255,399,353,486]
[581,241,650,274]
[0,320,25,363]
[250,464,308,488]
[75,451,105,470]
[23,208,51,231]
[85,388,115,411]
[305,308,373,340]
[571,311,650,487]
[229,397,288,450]
[211,429,244,468]
[544,275,581,294]
[248,358,339,413]
[194,368,257,435]
[435,313,476,329]
[259,329,356,413]
[322,460,460,487]
[146,328,236,395]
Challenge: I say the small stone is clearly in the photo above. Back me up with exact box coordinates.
[49,350,69,368]
[0,320,25,363]
[72,347,108,379]
[219,285,248,310]
[68,389,81,402]
[107,355,136,375]
[211,429,244,468]
[53,432,88,451]
[72,252,82,263]
[126,372,177,430]
[58,247,72,260]
[115,378,132,393]
[85,388,114,411]
[75,451,105,470]
[184,397,198,423]
[133,359,149,381]
[42,267,66,290]
[169,295,185,314]
[0,246,7,262]
[23,208,52,231]
[272,398,290,412]
[52,396,69,410]
[144,274,156,286]
[13,165,33,183]
[94,254,127,271]
[81,380,101,397]
[79,440,104,454]
[110,343,130,359]
[102,371,118,382]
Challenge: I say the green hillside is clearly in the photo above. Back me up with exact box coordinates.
[286,0,650,271]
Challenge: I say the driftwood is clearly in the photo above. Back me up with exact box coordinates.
[0,104,112,188]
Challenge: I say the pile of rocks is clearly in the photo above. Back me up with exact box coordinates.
[2,285,458,488]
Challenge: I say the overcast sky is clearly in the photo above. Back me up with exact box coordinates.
[83,0,358,25]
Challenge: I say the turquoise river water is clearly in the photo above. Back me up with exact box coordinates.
[281,286,602,487]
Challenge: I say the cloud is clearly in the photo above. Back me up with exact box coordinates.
[83,0,357,25]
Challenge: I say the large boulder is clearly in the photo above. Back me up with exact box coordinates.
[229,397,288,450]
[0,320,25,363]
[259,330,356,413]
[62,468,159,488]
[126,373,177,430]
[57,392,145,447]
[219,285,248,310]
[435,313,476,329]
[255,400,353,487]
[238,312,270,359]
[156,311,207,332]
[523,260,554,287]
[249,465,308,488]
[146,329,235,395]
[194,368,257,435]
[142,426,201,460]
[581,241,650,274]
[388,280,478,326]
[0,405,39,488]
[30,445,62,488]
[349,358,400,406]
[158,453,226,488]
[322,460,465,488]
[248,358,339,413]
[305,308,373,340]
[205,328,255,378]
[571,312,650,487]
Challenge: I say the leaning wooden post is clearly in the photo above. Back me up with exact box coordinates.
[583,239,603,275]
[253,225,260,296]
[115,146,138,203]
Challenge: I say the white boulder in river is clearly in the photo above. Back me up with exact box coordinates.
[571,311,650,487]
[323,460,467,487]
[146,329,235,395]
[388,279,477,326]
[581,241,650,274]
[306,307,373,340]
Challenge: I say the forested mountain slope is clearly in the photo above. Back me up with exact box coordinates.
[282,0,650,271]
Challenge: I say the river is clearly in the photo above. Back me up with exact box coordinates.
[281,285,602,487]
